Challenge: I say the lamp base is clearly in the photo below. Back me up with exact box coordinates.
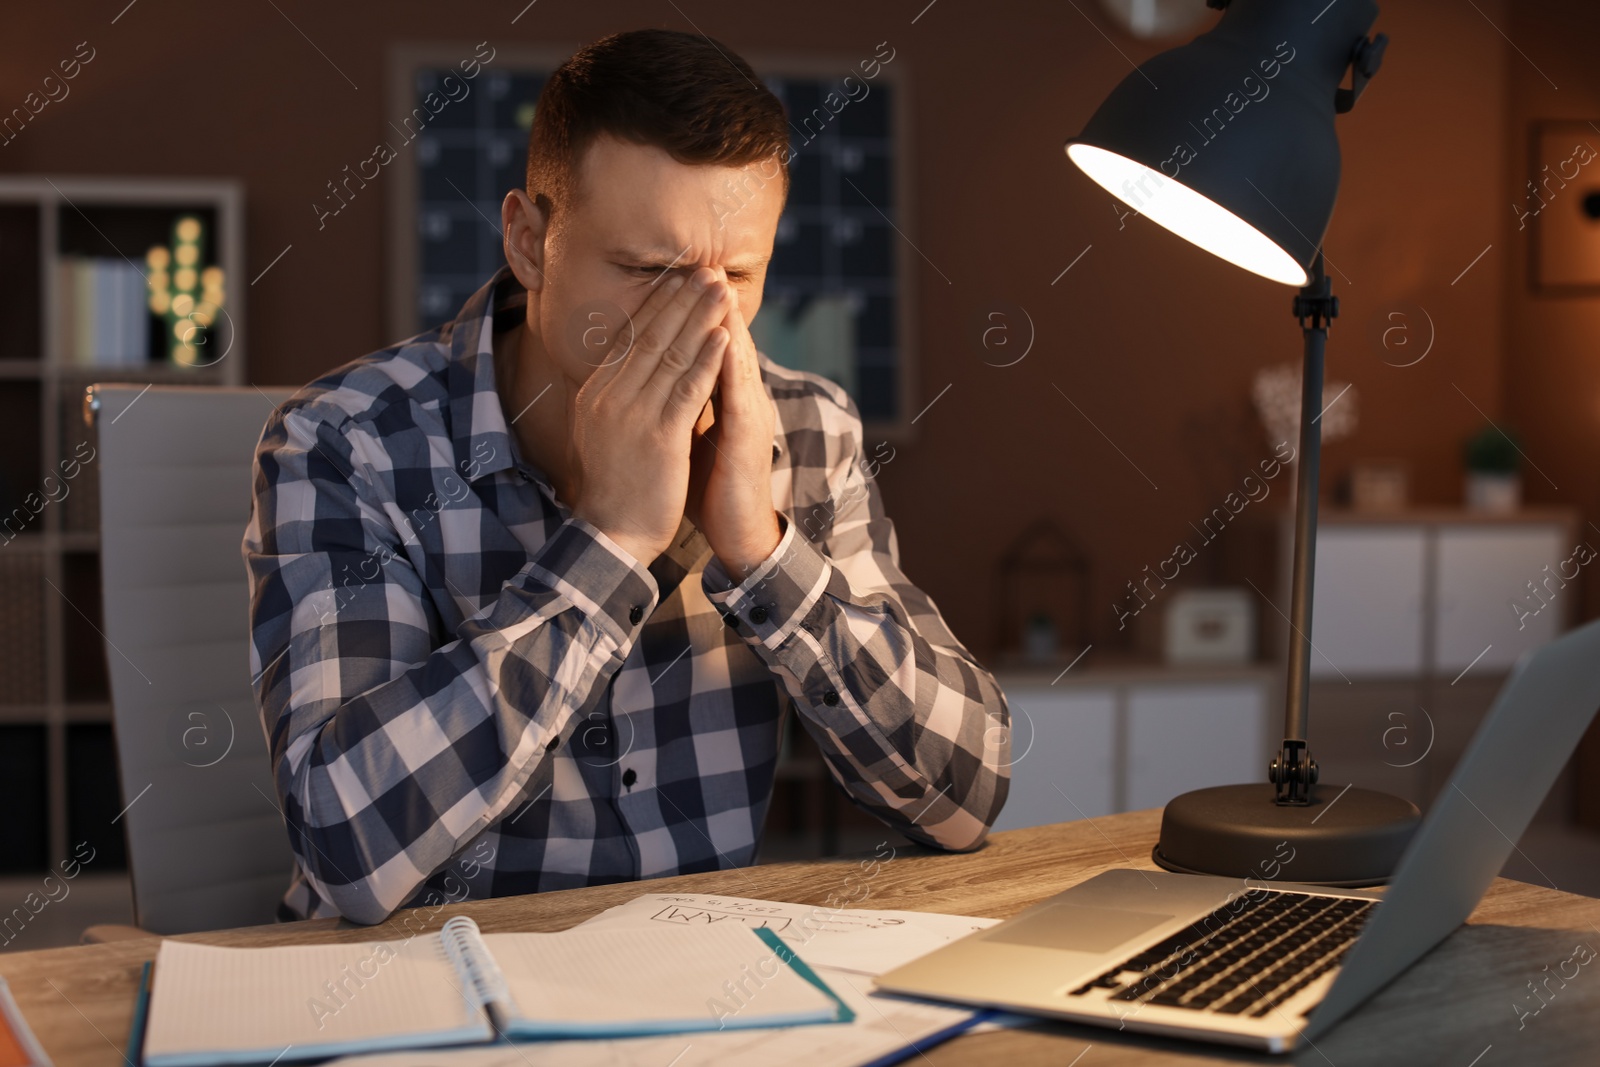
[1152,783,1421,887]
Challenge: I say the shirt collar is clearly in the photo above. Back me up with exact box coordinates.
[445,266,522,484]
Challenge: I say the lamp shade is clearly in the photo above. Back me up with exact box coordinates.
[1066,0,1379,286]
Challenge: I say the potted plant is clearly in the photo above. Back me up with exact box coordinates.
[1463,424,1522,514]
[1023,611,1060,663]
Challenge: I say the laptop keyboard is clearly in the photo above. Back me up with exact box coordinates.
[1067,890,1375,1018]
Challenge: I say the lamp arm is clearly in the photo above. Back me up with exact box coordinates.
[1335,32,1388,113]
[1203,1,1384,111]
[1270,251,1338,806]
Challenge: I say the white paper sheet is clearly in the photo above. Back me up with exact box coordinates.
[573,892,1001,976]
[576,893,1034,1037]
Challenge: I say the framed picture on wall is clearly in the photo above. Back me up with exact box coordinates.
[386,43,916,438]
[1527,121,1600,293]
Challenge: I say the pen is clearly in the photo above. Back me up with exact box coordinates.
[124,961,152,1067]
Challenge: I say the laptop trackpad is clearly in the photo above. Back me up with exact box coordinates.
[983,904,1175,954]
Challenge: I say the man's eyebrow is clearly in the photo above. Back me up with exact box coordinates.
[607,246,688,264]
[608,249,770,272]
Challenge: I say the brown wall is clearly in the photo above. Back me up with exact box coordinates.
[1503,4,1600,824]
[1504,3,1600,625]
[1,0,1526,660]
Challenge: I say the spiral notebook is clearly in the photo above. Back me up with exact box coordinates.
[141,917,850,1066]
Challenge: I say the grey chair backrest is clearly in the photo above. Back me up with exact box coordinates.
[92,383,296,934]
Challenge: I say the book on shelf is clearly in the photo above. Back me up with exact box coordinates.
[55,256,150,367]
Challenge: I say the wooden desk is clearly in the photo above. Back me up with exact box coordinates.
[3,811,1597,1066]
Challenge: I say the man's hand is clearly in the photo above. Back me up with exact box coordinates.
[568,267,731,565]
[685,282,781,580]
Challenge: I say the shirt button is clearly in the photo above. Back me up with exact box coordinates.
[822,689,841,707]
[628,605,644,625]
[621,768,637,789]
[721,611,739,628]
[545,736,560,752]
[749,605,769,625]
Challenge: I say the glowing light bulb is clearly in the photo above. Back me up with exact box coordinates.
[1066,144,1309,286]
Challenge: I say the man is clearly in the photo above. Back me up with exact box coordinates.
[244,28,1009,925]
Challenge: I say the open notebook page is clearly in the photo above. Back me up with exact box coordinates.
[319,963,980,1067]
[144,935,491,1067]
[480,924,838,1036]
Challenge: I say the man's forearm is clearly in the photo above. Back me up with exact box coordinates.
[704,521,1011,850]
[252,515,657,923]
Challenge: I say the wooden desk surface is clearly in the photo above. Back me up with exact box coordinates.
[3,811,1597,1066]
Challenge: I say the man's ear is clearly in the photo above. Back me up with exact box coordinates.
[501,189,549,293]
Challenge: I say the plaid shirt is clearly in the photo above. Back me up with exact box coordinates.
[243,266,1010,924]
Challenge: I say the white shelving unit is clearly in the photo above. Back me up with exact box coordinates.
[0,176,245,874]
[990,662,1275,832]
[1277,509,1581,813]
[1286,510,1578,680]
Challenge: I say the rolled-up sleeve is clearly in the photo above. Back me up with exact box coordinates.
[703,395,1010,851]
[243,404,655,924]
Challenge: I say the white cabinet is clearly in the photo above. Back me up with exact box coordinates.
[989,688,1115,831]
[1126,683,1269,811]
[1435,525,1566,672]
[1306,528,1426,678]
[1284,512,1576,681]
[992,668,1272,830]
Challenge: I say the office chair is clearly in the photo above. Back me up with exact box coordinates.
[86,383,296,936]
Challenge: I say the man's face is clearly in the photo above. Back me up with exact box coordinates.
[529,134,787,386]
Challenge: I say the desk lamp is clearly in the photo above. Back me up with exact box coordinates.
[1065,0,1421,885]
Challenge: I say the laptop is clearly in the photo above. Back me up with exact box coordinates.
[875,617,1600,1052]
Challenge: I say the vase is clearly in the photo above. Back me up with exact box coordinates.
[1465,472,1521,514]
[1023,617,1059,663]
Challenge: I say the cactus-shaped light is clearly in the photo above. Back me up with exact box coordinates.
[146,216,226,366]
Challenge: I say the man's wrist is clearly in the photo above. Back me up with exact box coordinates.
[713,511,785,581]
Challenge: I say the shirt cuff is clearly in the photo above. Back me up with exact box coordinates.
[703,513,831,650]
[524,515,658,649]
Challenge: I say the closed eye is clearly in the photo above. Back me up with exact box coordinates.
[624,265,755,283]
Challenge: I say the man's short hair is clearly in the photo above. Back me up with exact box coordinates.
[525,28,791,219]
